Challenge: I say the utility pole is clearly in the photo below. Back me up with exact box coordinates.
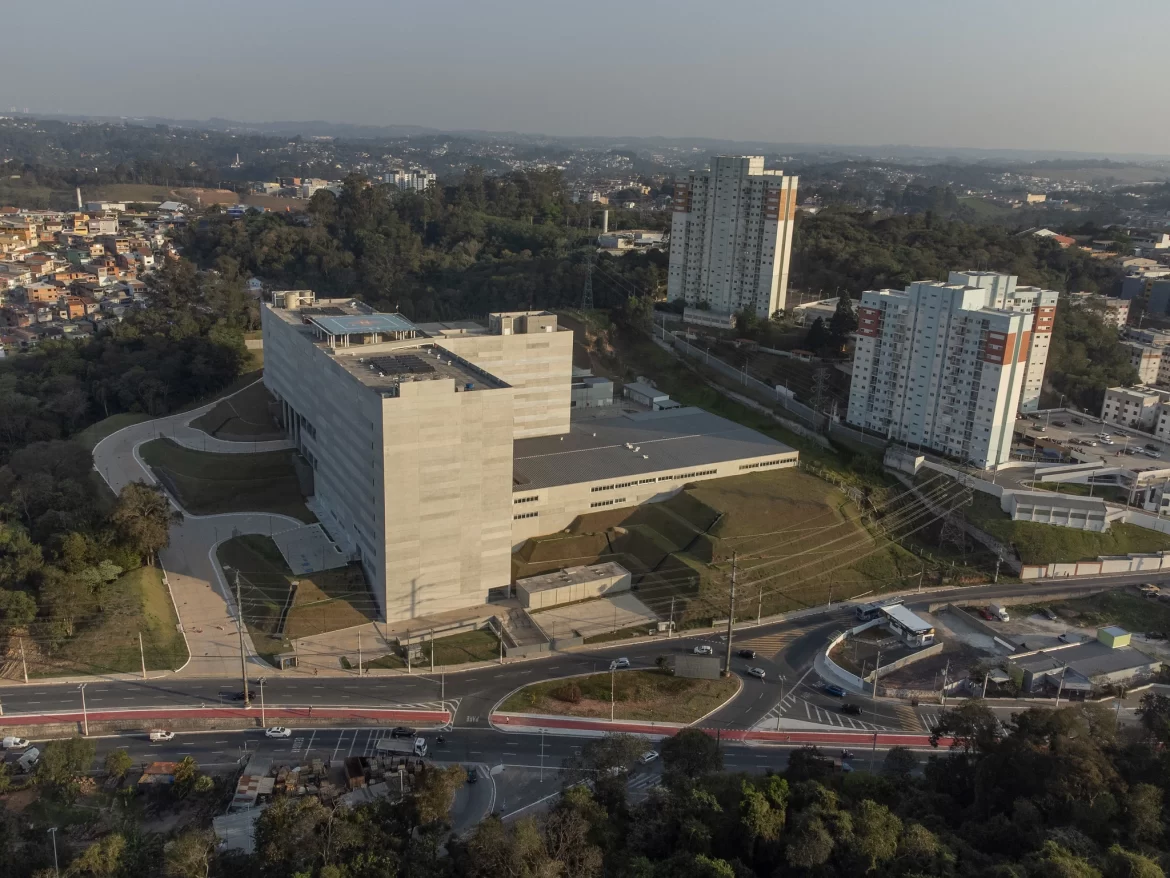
[139,632,146,680]
[994,552,1002,584]
[869,730,879,773]
[259,677,266,726]
[775,679,785,731]
[917,565,924,593]
[581,255,594,311]
[48,827,59,878]
[358,631,362,676]
[610,667,616,722]
[19,637,27,684]
[940,660,951,707]
[235,572,249,708]
[982,672,990,699]
[430,629,435,673]
[1055,664,1069,706]
[723,552,738,676]
[669,597,675,637]
[78,684,88,736]
[757,585,763,626]
[871,648,882,700]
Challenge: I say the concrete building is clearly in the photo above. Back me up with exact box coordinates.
[668,156,798,322]
[846,275,1036,468]
[1125,342,1163,385]
[791,297,840,327]
[1004,491,1109,532]
[878,603,936,648]
[515,562,631,610]
[264,293,800,624]
[386,170,436,192]
[1100,385,1170,431]
[1009,627,1159,694]
[570,373,614,408]
[680,308,736,330]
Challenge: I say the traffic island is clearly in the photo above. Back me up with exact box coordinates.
[496,669,740,725]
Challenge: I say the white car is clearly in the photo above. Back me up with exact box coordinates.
[609,657,631,670]
[639,750,659,764]
[148,730,175,742]
[746,667,766,679]
[1,736,30,750]
[693,644,714,656]
[265,727,292,738]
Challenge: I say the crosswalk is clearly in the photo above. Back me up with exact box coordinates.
[735,629,804,659]
[918,707,942,732]
[626,772,662,802]
[763,695,894,731]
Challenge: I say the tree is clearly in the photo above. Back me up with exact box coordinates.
[1105,845,1165,878]
[931,701,1002,752]
[849,799,902,872]
[661,729,723,781]
[413,764,466,826]
[111,482,181,565]
[828,294,858,347]
[785,815,835,869]
[881,746,917,781]
[78,559,122,612]
[104,748,133,780]
[36,737,96,797]
[1125,783,1163,846]
[804,317,830,352]
[164,829,216,878]
[1137,693,1170,744]
[173,755,198,797]
[543,786,604,878]
[68,833,127,877]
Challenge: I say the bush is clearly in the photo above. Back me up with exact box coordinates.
[551,682,583,704]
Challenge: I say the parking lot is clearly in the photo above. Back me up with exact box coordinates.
[1015,409,1170,466]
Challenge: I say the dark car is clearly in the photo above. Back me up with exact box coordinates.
[1147,444,1161,452]
[228,690,256,702]
[1041,608,1058,621]
[823,684,847,698]
[467,768,478,784]
[1072,417,1085,425]
[1052,420,1067,428]
[1147,632,1167,640]
[738,649,757,659]
[841,703,862,715]
[390,727,417,739]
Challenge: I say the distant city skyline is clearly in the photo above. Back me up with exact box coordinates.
[4,0,1169,157]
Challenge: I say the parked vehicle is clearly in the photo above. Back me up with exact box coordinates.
[17,748,40,773]
[640,750,660,764]
[376,736,428,757]
[609,657,631,670]
[1072,417,1085,425]
[148,730,175,742]
[693,645,714,656]
[840,704,862,716]
[1041,608,1058,621]
[1,736,30,750]
[1052,420,1067,428]
[1147,444,1161,452]
[265,727,292,738]
[987,603,1010,622]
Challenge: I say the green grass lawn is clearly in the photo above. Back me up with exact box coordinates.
[32,567,188,676]
[1021,590,1170,634]
[217,535,374,663]
[139,438,314,522]
[190,380,283,441]
[1023,481,1130,503]
[499,669,738,723]
[965,487,1170,565]
[361,629,501,670]
[73,413,154,450]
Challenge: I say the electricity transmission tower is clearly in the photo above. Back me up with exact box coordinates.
[581,255,595,311]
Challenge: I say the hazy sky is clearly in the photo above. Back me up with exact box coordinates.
[6,0,1169,155]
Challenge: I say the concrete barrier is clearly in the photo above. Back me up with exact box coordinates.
[823,630,866,690]
[864,642,943,682]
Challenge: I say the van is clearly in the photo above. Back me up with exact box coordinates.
[17,747,40,773]
[149,730,174,742]
[1,736,30,750]
[988,603,1010,622]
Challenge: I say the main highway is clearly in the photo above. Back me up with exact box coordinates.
[0,574,1154,735]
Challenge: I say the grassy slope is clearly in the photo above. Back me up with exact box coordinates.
[966,490,1170,565]
[362,629,501,670]
[190,380,283,440]
[1022,590,1170,634]
[139,438,314,522]
[35,567,187,676]
[499,669,738,723]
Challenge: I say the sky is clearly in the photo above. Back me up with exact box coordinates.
[5,0,1169,156]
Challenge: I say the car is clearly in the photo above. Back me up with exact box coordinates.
[693,645,714,656]
[1115,429,1129,437]
[1072,417,1085,425]
[738,649,757,659]
[265,727,292,738]
[823,684,847,697]
[1084,440,1098,447]
[1096,432,1111,439]
[228,690,257,702]
[1100,438,1114,445]
[1146,631,1167,640]
[390,726,417,739]
[610,657,631,670]
[1041,608,1058,621]
[1,736,30,750]
[1052,420,1067,428]
[840,704,862,715]
[980,608,995,621]
[639,750,660,764]
[746,667,766,679]
[148,730,175,742]
[467,768,479,784]
[1147,444,1161,452]
[1145,450,1161,459]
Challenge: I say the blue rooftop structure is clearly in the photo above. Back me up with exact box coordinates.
[308,313,417,336]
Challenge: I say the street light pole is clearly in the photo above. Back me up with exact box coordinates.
[259,677,266,726]
[78,683,88,736]
[48,827,59,878]
[610,667,615,722]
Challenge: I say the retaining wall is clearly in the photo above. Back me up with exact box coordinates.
[1021,554,1170,579]
[823,630,866,690]
[864,642,944,682]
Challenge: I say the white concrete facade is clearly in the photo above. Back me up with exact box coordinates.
[847,278,1033,468]
[668,156,798,321]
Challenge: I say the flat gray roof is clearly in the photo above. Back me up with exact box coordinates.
[516,562,630,594]
[512,407,795,490]
[881,603,934,633]
[1011,641,1157,678]
[624,381,668,400]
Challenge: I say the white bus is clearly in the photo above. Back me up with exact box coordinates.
[855,597,904,622]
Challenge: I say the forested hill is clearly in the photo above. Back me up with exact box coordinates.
[183,173,1122,326]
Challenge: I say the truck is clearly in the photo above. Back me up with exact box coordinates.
[1,736,30,750]
[17,747,41,773]
[987,603,1010,622]
[375,736,428,758]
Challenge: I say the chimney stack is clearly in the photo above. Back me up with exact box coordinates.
[76,187,82,210]
[602,209,609,234]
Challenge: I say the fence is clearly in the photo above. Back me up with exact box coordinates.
[864,642,944,683]
[1021,553,1170,580]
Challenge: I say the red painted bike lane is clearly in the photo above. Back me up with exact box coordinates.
[2,707,450,726]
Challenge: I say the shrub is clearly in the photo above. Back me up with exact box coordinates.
[551,682,583,704]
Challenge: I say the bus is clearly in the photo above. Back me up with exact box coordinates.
[855,596,905,622]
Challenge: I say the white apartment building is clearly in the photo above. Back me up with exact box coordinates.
[668,156,798,322]
[263,295,797,624]
[1101,386,1170,432]
[947,271,1057,412]
[386,170,436,192]
[1125,342,1164,385]
[847,277,1035,468]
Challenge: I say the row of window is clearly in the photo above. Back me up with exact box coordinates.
[591,479,643,493]
[590,497,627,509]
[739,458,790,471]
[514,511,539,520]
[514,495,540,504]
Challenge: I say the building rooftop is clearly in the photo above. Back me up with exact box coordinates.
[1010,640,1156,680]
[332,343,508,396]
[512,407,796,490]
[308,312,417,337]
[623,380,669,400]
[516,562,630,594]
[880,603,934,634]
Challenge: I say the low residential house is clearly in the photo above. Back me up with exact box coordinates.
[1008,627,1159,695]
[61,295,98,320]
[23,252,58,275]
[125,250,154,270]
[2,307,32,328]
[25,282,61,304]
[97,235,130,255]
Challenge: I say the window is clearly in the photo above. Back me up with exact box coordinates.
[514,511,538,520]
[590,497,627,508]
[513,495,540,504]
